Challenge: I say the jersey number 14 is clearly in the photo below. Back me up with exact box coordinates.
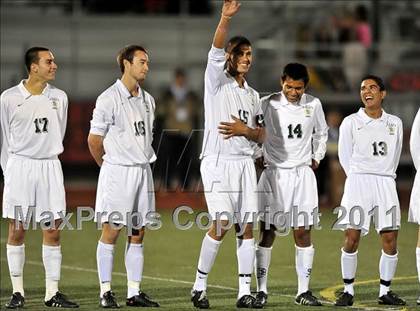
[287,124,302,139]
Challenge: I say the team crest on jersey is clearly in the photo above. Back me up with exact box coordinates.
[387,122,396,135]
[51,98,59,110]
[144,101,150,113]
[303,105,313,117]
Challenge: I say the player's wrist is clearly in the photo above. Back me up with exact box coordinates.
[221,14,232,20]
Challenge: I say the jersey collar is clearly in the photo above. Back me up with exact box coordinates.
[224,70,249,90]
[280,91,305,106]
[18,80,51,99]
[116,79,143,100]
[357,107,388,124]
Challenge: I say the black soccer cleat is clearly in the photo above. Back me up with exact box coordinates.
[45,291,79,308]
[126,291,160,307]
[99,291,120,309]
[236,294,263,309]
[378,291,406,305]
[335,291,354,306]
[255,291,268,306]
[191,290,209,309]
[5,292,24,309]
[295,291,322,306]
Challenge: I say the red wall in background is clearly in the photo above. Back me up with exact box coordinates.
[61,102,96,165]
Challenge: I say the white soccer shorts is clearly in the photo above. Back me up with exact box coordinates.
[258,165,319,229]
[94,162,155,227]
[2,156,66,223]
[338,173,401,235]
[408,171,420,224]
[200,156,258,224]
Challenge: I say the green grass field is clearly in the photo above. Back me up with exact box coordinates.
[0,209,418,310]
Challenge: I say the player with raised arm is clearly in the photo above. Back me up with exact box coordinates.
[1,47,78,309]
[220,63,328,306]
[334,75,405,307]
[88,45,159,308]
[190,0,263,309]
[408,107,420,305]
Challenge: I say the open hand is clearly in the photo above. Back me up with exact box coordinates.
[222,0,241,17]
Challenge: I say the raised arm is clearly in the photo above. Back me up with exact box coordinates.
[213,0,241,48]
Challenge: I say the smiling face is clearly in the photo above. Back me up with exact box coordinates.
[360,78,386,109]
[31,51,57,82]
[227,44,252,75]
[282,76,306,103]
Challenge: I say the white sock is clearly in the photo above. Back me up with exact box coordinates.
[255,245,272,294]
[341,248,357,296]
[237,238,255,299]
[97,241,114,297]
[379,250,398,297]
[125,243,143,298]
[193,234,222,291]
[295,245,314,296]
[416,247,420,284]
[7,244,25,296]
[42,245,61,301]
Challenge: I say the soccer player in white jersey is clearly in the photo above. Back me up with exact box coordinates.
[88,45,159,308]
[222,63,328,306]
[0,47,78,309]
[190,0,264,309]
[334,75,406,306]
[408,108,420,305]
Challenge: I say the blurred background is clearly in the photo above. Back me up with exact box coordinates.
[1,0,419,210]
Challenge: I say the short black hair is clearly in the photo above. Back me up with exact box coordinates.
[117,45,148,74]
[361,74,385,91]
[24,46,50,73]
[225,36,251,54]
[282,63,309,86]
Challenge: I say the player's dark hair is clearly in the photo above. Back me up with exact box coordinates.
[117,45,148,74]
[25,47,50,73]
[361,74,385,91]
[281,63,310,86]
[225,36,251,77]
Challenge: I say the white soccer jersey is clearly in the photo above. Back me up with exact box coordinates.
[90,79,156,166]
[338,108,403,178]
[411,108,420,170]
[200,45,261,159]
[260,92,328,168]
[0,80,68,172]
[408,108,420,223]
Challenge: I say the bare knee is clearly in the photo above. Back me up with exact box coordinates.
[127,227,145,244]
[207,221,231,241]
[8,221,25,245]
[381,230,398,255]
[235,223,253,240]
[294,227,311,247]
[258,222,276,248]
[100,223,122,244]
[343,230,361,253]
